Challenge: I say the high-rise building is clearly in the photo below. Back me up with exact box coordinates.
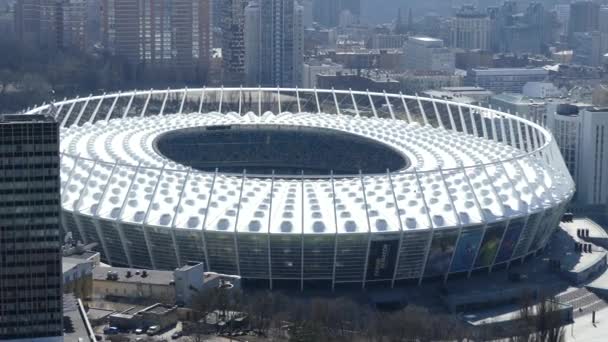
[0,114,62,341]
[568,1,599,43]
[450,5,491,50]
[546,104,608,205]
[312,0,359,28]
[244,1,261,86]
[247,0,303,87]
[221,0,246,85]
[403,36,455,73]
[101,0,212,77]
[15,0,92,50]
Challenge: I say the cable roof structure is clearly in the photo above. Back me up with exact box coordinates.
[27,87,574,290]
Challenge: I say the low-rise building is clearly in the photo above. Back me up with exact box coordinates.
[403,36,455,73]
[93,262,240,306]
[302,59,344,88]
[465,67,549,94]
[489,93,547,123]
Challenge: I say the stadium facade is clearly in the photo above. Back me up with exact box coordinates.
[26,88,574,290]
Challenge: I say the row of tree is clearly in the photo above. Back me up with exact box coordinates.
[188,288,567,342]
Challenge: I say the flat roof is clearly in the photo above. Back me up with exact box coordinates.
[64,294,95,342]
[0,113,55,123]
[93,266,173,286]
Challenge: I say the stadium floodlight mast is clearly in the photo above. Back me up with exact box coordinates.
[27,87,574,290]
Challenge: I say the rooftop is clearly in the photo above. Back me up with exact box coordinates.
[0,113,55,123]
[93,267,173,286]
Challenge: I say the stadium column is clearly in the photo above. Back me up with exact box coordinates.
[490,161,523,270]
[350,89,360,117]
[414,168,435,285]
[178,88,188,114]
[461,165,489,278]
[143,164,174,268]
[300,171,305,292]
[238,87,243,115]
[218,87,224,113]
[296,88,302,113]
[200,170,218,272]
[267,171,276,289]
[73,159,111,260]
[330,171,339,292]
[468,105,479,137]
[92,161,120,265]
[490,112,499,143]
[258,87,262,116]
[446,101,457,132]
[114,162,144,268]
[480,163,507,274]
[439,167,464,283]
[332,88,340,115]
[170,169,192,267]
[74,95,92,126]
[457,104,469,135]
[387,171,404,288]
[53,97,68,120]
[416,94,429,126]
[122,91,135,119]
[198,87,207,114]
[359,171,373,289]
[159,88,170,116]
[400,92,412,123]
[232,171,247,277]
[104,93,120,121]
[60,96,78,127]
[314,88,321,114]
[61,154,87,243]
[431,97,444,128]
[384,91,395,120]
[89,95,105,124]
[499,115,508,146]
[140,90,152,118]
[367,90,377,118]
[277,87,282,113]
[510,159,540,261]
[480,108,489,139]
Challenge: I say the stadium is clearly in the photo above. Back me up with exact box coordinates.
[27,88,574,290]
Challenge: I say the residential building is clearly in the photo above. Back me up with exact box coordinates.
[369,34,408,50]
[15,0,92,50]
[450,5,491,50]
[221,0,246,85]
[0,114,62,341]
[100,0,212,77]
[244,1,261,85]
[403,36,455,73]
[568,1,599,44]
[465,67,548,94]
[250,0,303,87]
[546,104,608,205]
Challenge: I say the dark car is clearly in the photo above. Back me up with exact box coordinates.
[171,331,182,339]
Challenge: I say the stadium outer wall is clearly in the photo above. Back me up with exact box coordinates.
[27,88,574,290]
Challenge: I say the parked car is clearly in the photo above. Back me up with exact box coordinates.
[103,327,119,335]
[146,326,160,336]
[134,328,144,335]
[171,331,182,339]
